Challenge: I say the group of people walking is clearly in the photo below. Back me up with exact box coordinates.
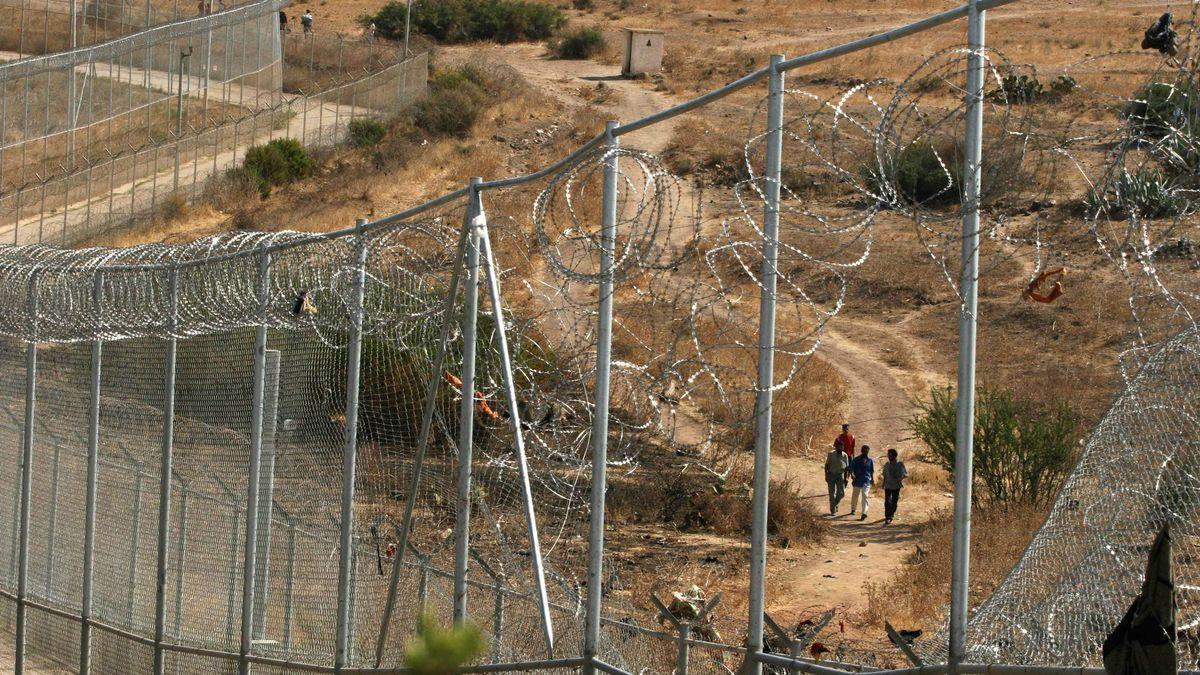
[279,8,315,33]
[823,424,909,524]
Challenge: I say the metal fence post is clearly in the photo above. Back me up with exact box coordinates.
[282,513,296,651]
[239,247,271,675]
[152,268,181,675]
[676,621,691,675]
[453,181,483,626]
[583,120,620,674]
[171,484,189,644]
[44,443,60,597]
[173,47,192,193]
[14,272,40,675]
[373,185,475,667]
[335,218,370,672]
[80,271,103,674]
[949,2,986,672]
[253,350,282,639]
[127,463,145,626]
[744,53,785,675]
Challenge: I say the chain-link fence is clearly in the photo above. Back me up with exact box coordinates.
[1,0,1200,672]
[0,0,428,247]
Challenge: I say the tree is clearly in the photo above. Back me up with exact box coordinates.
[909,386,1080,506]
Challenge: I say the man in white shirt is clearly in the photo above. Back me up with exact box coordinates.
[824,442,850,515]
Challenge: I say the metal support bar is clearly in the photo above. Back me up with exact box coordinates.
[453,181,483,626]
[583,120,619,674]
[887,621,925,668]
[744,53,785,675]
[127,465,145,626]
[477,213,555,655]
[45,444,60,596]
[152,268,181,675]
[80,272,103,674]
[172,486,189,648]
[239,248,271,674]
[373,189,476,667]
[948,3,986,672]
[676,622,691,675]
[253,350,282,638]
[334,219,370,672]
[14,273,39,675]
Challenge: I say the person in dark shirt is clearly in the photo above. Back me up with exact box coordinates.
[849,445,874,521]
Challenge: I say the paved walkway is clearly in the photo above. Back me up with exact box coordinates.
[0,50,372,246]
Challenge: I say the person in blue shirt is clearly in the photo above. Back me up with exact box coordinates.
[849,445,875,521]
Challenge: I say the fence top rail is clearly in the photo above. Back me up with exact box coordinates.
[0,0,1016,277]
[0,0,286,81]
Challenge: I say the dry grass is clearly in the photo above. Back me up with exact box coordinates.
[608,462,828,548]
[863,502,1047,630]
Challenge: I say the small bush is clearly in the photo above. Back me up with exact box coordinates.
[868,140,961,207]
[988,73,1076,105]
[240,138,315,197]
[348,118,387,147]
[990,73,1043,104]
[1084,167,1192,219]
[1125,81,1200,141]
[572,0,594,8]
[404,614,486,675]
[551,26,605,59]
[366,0,566,44]
[909,386,1080,507]
[609,466,827,547]
[413,69,487,136]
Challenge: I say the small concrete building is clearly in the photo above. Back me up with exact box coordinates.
[622,28,664,76]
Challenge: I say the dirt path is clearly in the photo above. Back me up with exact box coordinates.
[766,323,952,622]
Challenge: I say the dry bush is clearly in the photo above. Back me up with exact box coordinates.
[864,503,1046,629]
[608,463,828,548]
[772,357,847,456]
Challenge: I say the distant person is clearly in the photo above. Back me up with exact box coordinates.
[836,423,855,462]
[824,442,850,515]
[279,10,289,32]
[882,448,909,525]
[301,9,313,33]
[849,445,874,520]
[367,21,377,41]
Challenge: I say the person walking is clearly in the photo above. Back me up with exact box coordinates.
[882,448,909,524]
[301,9,314,33]
[279,10,289,32]
[824,442,850,515]
[836,423,855,462]
[849,445,874,520]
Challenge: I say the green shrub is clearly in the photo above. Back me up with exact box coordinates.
[348,118,387,147]
[864,140,960,207]
[909,386,1080,507]
[1084,167,1192,219]
[366,0,566,44]
[987,72,1076,104]
[1125,81,1200,141]
[411,66,494,136]
[991,73,1044,104]
[551,26,605,59]
[571,0,594,9]
[404,614,486,675]
[240,138,315,197]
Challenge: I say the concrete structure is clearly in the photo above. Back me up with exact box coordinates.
[621,28,663,76]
